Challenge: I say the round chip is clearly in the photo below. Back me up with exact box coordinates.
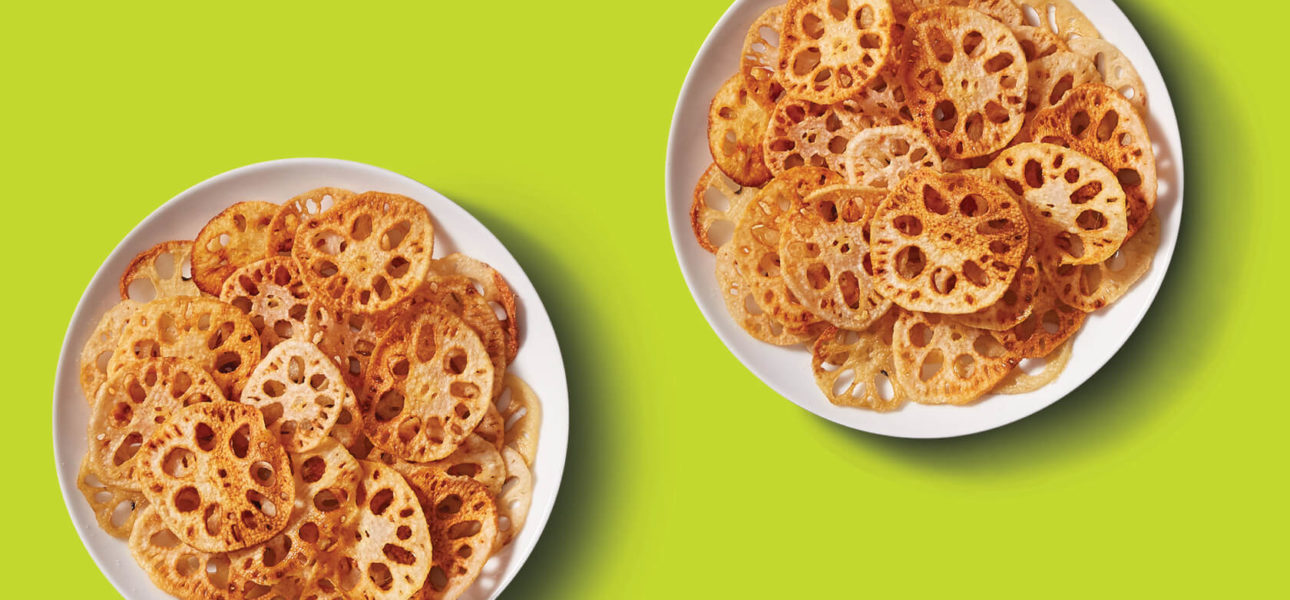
[192,201,279,295]
[239,339,352,453]
[364,307,495,462]
[136,401,293,552]
[952,254,1039,330]
[990,142,1128,265]
[1023,50,1100,131]
[780,185,891,330]
[810,311,904,411]
[715,244,814,346]
[427,254,520,363]
[266,187,356,258]
[776,0,894,105]
[902,7,1029,159]
[109,296,261,400]
[869,169,1029,313]
[88,358,226,490]
[707,74,773,187]
[763,96,894,177]
[293,191,435,315]
[219,257,319,353]
[1010,23,1067,62]
[408,276,508,398]
[852,63,914,123]
[496,373,542,467]
[79,299,141,403]
[994,337,1072,394]
[894,0,1025,26]
[405,470,499,600]
[740,5,785,106]
[473,403,506,452]
[313,305,398,394]
[691,163,761,253]
[843,125,944,188]
[1029,83,1156,234]
[344,460,434,600]
[991,277,1086,357]
[77,457,148,540]
[1047,211,1159,311]
[892,311,1018,405]
[411,434,508,497]
[128,505,248,599]
[1067,36,1147,114]
[494,446,533,549]
[119,240,203,301]
[1015,0,1100,41]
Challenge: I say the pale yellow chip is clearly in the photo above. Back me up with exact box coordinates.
[1067,36,1147,114]
[239,339,352,453]
[494,446,533,550]
[994,337,1073,394]
[496,373,542,467]
[843,125,943,189]
[119,240,202,302]
[691,163,761,254]
[79,299,141,403]
[78,457,147,540]
[892,311,1018,405]
[810,311,904,411]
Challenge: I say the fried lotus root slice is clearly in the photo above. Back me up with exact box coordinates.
[952,254,1039,330]
[136,402,293,552]
[80,299,141,403]
[741,5,785,106]
[240,340,353,453]
[811,312,905,411]
[109,296,261,400]
[427,253,520,363]
[1015,0,1100,41]
[314,306,398,393]
[991,143,1128,265]
[780,185,891,330]
[692,163,761,253]
[266,187,356,258]
[892,311,1018,404]
[992,278,1086,357]
[364,307,495,462]
[763,96,865,177]
[902,7,1029,159]
[1010,24,1067,62]
[494,446,533,549]
[994,337,1072,394]
[294,191,436,314]
[777,0,894,104]
[345,460,434,600]
[1024,50,1100,129]
[844,125,944,188]
[894,0,1025,25]
[406,471,499,600]
[473,403,506,452]
[192,201,279,295]
[1030,84,1156,235]
[120,240,202,301]
[88,358,225,490]
[78,457,148,539]
[409,434,508,497]
[731,166,844,333]
[128,505,247,599]
[219,257,319,353]
[329,387,367,453]
[408,276,508,397]
[496,373,542,466]
[708,74,773,187]
[229,438,362,585]
[1067,36,1147,114]
[715,244,814,346]
[869,169,1030,313]
[853,63,914,123]
[1048,212,1159,311]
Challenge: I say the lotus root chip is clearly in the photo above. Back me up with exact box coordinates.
[128,505,251,599]
[403,433,507,498]
[869,169,1029,313]
[894,0,1026,26]
[136,402,292,552]
[406,276,508,398]
[1022,50,1100,134]
[777,0,895,104]
[691,163,761,253]
[219,256,321,353]
[88,357,225,490]
[78,457,147,540]
[992,277,1086,357]
[741,5,786,106]
[473,402,506,452]
[708,74,773,187]
[892,311,1018,405]
[844,125,944,189]
[364,307,495,462]
[192,201,279,295]
[994,337,1072,394]
[1010,24,1068,63]
[313,305,400,394]
[1047,212,1159,311]
[763,96,868,177]
[337,460,433,600]
[715,243,814,346]
[494,446,533,550]
[266,187,356,258]
[1067,36,1146,114]
[495,373,542,467]
[240,339,353,453]
[1015,0,1100,41]
[405,470,499,600]
[109,296,261,400]
[427,253,520,363]
[811,311,905,411]
[80,299,141,403]
[952,254,1040,330]
[293,191,435,315]
[120,240,202,302]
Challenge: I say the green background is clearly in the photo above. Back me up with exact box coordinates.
[2,0,1284,596]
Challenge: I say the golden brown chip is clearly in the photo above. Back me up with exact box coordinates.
[993,337,1072,394]
[990,142,1128,265]
[219,256,319,353]
[1067,36,1147,114]
[79,299,141,403]
[991,277,1086,357]
[1029,84,1156,235]
[346,460,434,600]
[293,191,435,315]
[1047,212,1159,311]
[763,95,896,177]
[852,63,914,123]
[494,446,533,549]
[780,185,891,330]
[192,201,279,295]
[777,0,894,104]
[313,305,399,395]
[109,296,261,400]
[240,340,352,453]
[1014,0,1100,41]
[128,504,249,599]
[119,240,203,301]
[473,403,506,452]
[843,125,944,188]
[892,311,1018,404]
[810,310,904,411]
[708,74,773,187]
[328,387,367,454]
[408,276,508,398]
[691,163,761,253]
[266,187,357,258]
[952,255,1039,330]
[902,7,1029,159]
[364,307,495,462]
[869,169,1029,313]
[405,470,499,600]
[1010,23,1067,62]
[87,358,225,490]
[1023,50,1100,131]
[136,402,293,552]
[894,0,1026,26]
[715,244,815,346]
[78,457,148,540]
[496,373,542,467]
[740,5,786,106]
[427,253,520,363]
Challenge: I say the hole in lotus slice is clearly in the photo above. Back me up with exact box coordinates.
[163,447,197,477]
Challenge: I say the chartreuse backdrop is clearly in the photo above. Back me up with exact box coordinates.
[1,0,1284,596]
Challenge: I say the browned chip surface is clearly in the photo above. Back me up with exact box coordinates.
[811,311,904,411]
[406,471,499,600]
[192,201,278,295]
[80,299,141,403]
[992,277,1086,357]
[219,256,318,353]
[777,0,894,104]
[952,254,1039,330]
[78,457,148,540]
[843,125,943,188]
[1047,211,1159,311]
[715,243,815,345]
[266,187,356,258]
[120,240,203,301]
[128,504,250,599]
[892,311,1017,404]
[741,5,786,106]
[691,163,761,253]
[408,276,508,398]
[708,74,773,187]
[345,460,434,600]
